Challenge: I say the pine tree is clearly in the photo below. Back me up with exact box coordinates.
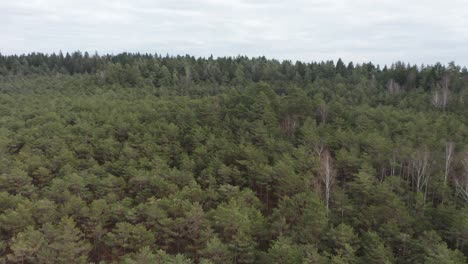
[38,217,90,263]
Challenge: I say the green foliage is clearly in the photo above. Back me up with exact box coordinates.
[265,236,305,264]
[0,53,467,262]
[38,216,91,264]
[360,231,395,264]
[7,227,46,263]
[272,191,328,244]
[105,222,155,255]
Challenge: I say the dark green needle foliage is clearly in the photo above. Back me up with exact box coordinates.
[0,52,467,263]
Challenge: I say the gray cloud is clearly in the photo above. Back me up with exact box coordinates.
[1,0,467,66]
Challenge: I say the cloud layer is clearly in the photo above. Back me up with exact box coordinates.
[2,0,468,66]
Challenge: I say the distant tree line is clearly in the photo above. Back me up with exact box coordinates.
[1,52,467,92]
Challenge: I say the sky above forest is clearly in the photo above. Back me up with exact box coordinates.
[1,0,468,67]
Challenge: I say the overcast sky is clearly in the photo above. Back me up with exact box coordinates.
[1,0,468,66]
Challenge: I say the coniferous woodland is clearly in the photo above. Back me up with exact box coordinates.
[0,52,467,263]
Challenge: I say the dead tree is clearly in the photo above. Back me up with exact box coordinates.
[444,141,455,185]
[440,75,450,109]
[318,148,335,211]
[386,78,401,94]
[280,115,299,137]
[432,75,450,110]
[432,90,442,108]
[314,142,325,157]
[410,149,431,199]
[454,151,468,202]
[316,104,328,124]
[389,148,402,178]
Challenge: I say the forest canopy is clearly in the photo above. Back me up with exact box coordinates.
[0,52,467,263]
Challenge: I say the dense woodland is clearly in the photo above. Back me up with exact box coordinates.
[0,52,467,263]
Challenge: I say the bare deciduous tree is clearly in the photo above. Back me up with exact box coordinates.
[410,149,431,195]
[280,115,299,136]
[313,142,325,157]
[432,75,450,110]
[389,148,404,178]
[386,78,401,94]
[454,151,468,202]
[318,148,335,211]
[316,104,328,124]
[440,74,450,109]
[444,141,455,185]
[432,90,442,108]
